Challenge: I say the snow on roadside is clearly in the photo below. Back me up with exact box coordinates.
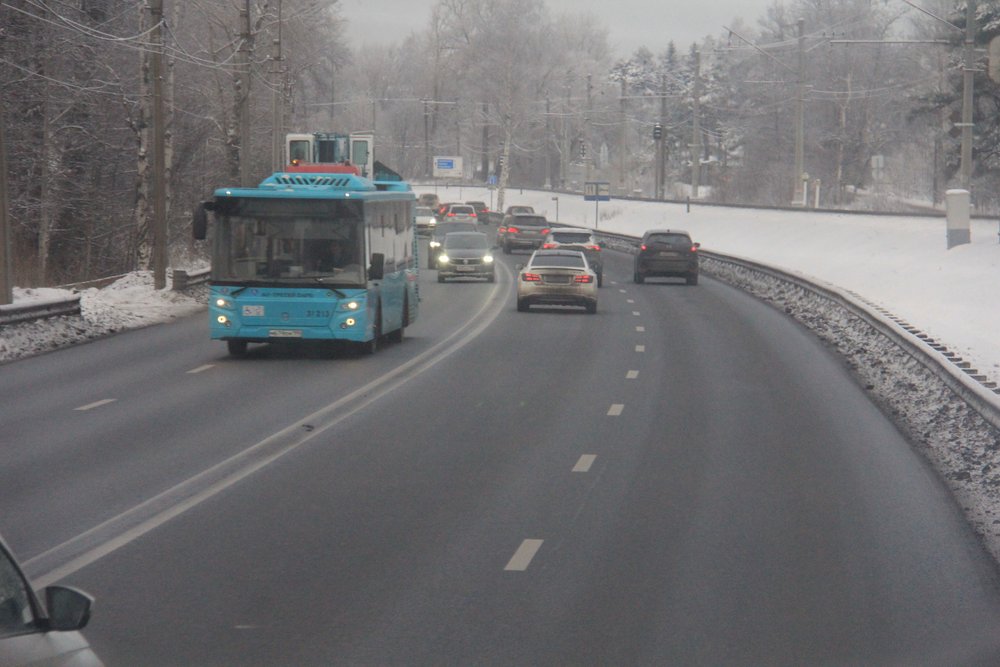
[0,271,204,363]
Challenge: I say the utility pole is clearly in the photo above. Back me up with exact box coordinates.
[150,0,167,290]
[793,18,806,205]
[545,95,551,189]
[480,101,489,180]
[0,102,11,305]
[960,0,976,189]
[585,74,593,183]
[659,73,668,200]
[238,1,253,187]
[270,0,283,172]
[690,50,701,199]
[619,78,627,194]
[423,99,431,178]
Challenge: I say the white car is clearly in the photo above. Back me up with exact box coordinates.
[0,534,103,666]
[415,207,437,235]
[516,249,598,314]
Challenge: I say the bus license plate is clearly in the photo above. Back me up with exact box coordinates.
[269,329,302,338]
[243,305,264,316]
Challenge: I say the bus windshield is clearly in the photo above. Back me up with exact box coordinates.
[213,213,364,286]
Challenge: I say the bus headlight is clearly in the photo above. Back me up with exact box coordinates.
[215,298,232,309]
[340,300,361,311]
[343,317,357,327]
[217,315,231,326]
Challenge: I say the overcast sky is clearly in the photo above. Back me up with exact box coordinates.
[338,0,778,58]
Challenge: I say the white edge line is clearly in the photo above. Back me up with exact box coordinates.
[74,399,117,412]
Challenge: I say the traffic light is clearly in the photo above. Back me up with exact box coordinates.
[653,123,663,140]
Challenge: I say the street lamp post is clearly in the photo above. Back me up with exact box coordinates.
[552,196,559,222]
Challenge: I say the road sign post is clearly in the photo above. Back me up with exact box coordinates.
[583,181,610,229]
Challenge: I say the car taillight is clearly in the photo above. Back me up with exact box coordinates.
[574,275,594,283]
[586,244,601,251]
[542,242,557,249]
[447,212,455,217]
[470,212,477,217]
[541,228,551,235]
[690,245,698,252]
[498,226,507,233]
[522,273,541,282]
[640,244,648,251]
[507,226,520,233]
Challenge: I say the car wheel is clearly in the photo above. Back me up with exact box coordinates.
[686,273,699,286]
[597,271,603,288]
[585,302,597,314]
[487,273,495,283]
[503,243,511,255]
[634,271,644,284]
[438,273,446,283]
[227,340,248,357]
[517,298,529,312]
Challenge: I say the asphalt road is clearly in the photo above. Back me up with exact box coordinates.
[4,239,1000,665]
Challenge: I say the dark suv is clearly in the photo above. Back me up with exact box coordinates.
[501,214,550,254]
[634,229,700,285]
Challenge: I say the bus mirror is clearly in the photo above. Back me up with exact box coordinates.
[193,203,209,240]
[369,253,385,280]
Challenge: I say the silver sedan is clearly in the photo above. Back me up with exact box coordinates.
[516,249,598,314]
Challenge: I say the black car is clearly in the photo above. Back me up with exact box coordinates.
[427,221,478,268]
[634,229,700,285]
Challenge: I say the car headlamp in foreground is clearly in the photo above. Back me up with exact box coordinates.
[437,254,450,264]
[484,254,494,263]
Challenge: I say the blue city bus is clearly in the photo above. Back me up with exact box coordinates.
[193,168,418,356]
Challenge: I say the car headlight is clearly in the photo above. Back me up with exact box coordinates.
[483,254,494,263]
[437,254,450,264]
[430,240,441,248]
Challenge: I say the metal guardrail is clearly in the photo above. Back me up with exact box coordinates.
[0,268,210,327]
[0,295,81,326]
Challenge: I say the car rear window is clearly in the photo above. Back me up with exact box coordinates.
[552,233,591,244]
[416,207,432,216]
[530,255,585,268]
[647,233,690,245]
[514,216,547,226]
[449,206,475,215]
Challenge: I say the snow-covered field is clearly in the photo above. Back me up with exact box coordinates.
[4,188,1000,559]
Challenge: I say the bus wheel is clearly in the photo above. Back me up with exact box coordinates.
[227,340,248,357]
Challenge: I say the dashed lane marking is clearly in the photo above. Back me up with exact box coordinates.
[632,311,641,316]
[573,455,597,472]
[505,539,544,571]
[635,345,646,353]
[608,404,624,416]
[626,370,639,379]
[74,399,117,412]
[636,326,645,332]
[187,365,215,374]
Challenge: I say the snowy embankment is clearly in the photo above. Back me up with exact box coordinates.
[0,272,203,362]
